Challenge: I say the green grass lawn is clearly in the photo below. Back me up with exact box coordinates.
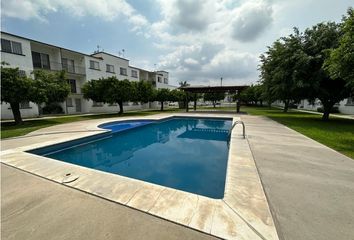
[198,105,353,158]
[1,109,181,139]
[1,105,353,159]
[242,106,354,159]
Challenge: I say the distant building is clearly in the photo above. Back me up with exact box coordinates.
[272,98,354,115]
[0,31,176,119]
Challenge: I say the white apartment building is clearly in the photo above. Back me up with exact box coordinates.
[0,32,176,120]
[272,98,354,115]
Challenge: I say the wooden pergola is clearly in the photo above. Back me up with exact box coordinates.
[179,85,249,112]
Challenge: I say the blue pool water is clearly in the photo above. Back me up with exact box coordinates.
[31,117,232,199]
[99,120,154,133]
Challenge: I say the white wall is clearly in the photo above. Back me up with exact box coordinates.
[30,42,61,70]
[90,52,140,81]
[278,99,354,115]
[1,33,40,119]
[1,102,39,119]
[0,33,34,74]
[337,99,354,115]
[1,33,172,119]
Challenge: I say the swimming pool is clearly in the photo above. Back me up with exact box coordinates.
[99,119,154,133]
[30,117,232,199]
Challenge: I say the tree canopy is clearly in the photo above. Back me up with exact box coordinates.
[203,92,225,108]
[154,88,171,111]
[324,8,354,93]
[259,29,309,112]
[302,22,350,120]
[1,67,70,124]
[82,77,133,114]
[258,8,353,120]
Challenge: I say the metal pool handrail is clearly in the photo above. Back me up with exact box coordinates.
[228,121,245,139]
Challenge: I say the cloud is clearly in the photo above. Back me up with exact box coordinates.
[158,43,258,85]
[231,1,273,42]
[1,0,148,30]
[1,0,276,85]
[157,0,217,32]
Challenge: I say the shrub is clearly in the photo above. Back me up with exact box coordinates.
[42,103,64,114]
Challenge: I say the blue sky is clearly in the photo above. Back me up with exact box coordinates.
[1,0,353,86]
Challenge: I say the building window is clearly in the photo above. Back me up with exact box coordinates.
[89,60,100,70]
[1,39,12,52]
[164,78,168,84]
[66,98,73,107]
[18,70,26,77]
[120,67,127,76]
[106,64,115,73]
[62,58,75,73]
[19,101,30,109]
[131,70,138,78]
[32,51,50,69]
[158,76,162,83]
[67,79,77,93]
[1,39,23,55]
[12,42,23,55]
[92,101,103,107]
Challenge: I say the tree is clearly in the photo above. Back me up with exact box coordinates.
[259,29,309,112]
[238,85,261,105]
[179,81,190,87]
[303,22,350,121]
[324,8,354,93]
[32,70,70,104]
[131,80,155,104]
[154,88,171,111]
[204,92,225,108]
[1,67,70,124]
[1,67,34,124]
[82,77,133,114]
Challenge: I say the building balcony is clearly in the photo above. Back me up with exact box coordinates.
[33,61,86,75]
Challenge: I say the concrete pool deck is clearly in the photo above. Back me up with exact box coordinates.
[1,113,279,240]
[2,113,354,240]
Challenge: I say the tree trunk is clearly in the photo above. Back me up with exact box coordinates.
[322,102,333,121]
[260,100,263,107]
[283,100,289,112]
[160,101,164,111]
[213,101,216,108]
[118,101,123,114]
[10,102,23,125]
[194,99,197,111]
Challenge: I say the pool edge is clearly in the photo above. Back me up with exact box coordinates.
[1,113,279,240]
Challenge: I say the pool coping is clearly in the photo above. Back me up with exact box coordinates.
[1,114,279,240]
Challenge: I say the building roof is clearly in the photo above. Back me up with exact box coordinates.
[1,31,101,59]
[91,51,129,61]
[180,85,249,93]
[0,31,168,74]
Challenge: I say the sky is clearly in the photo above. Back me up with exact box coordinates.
[1,0,353,86]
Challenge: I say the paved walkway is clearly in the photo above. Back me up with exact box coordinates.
[295,109,354,119]
[242,115,354,240]
[1,164,218,240]
[2,114,354,240]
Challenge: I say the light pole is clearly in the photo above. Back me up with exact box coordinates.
[220,77,223,86]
